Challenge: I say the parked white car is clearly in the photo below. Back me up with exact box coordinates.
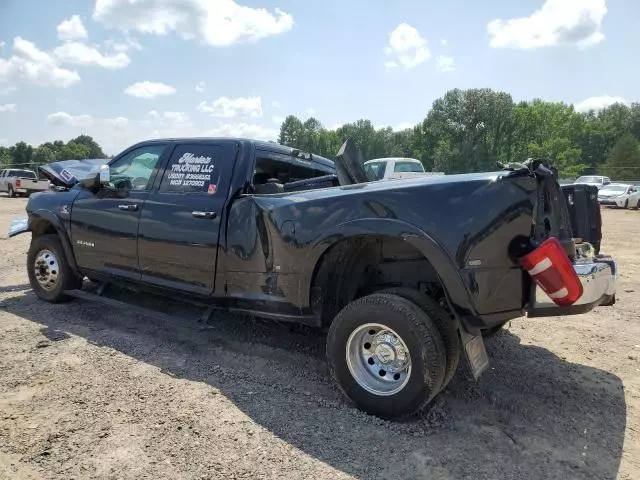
[364,157,444,181]
[0,168,51,197]
[597,183,640,209]
[574,175,611,190]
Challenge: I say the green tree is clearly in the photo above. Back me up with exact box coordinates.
[603,133,640,180]
[9,141,33,167]
[32,146,57,166]
[278,115,305,147]
[72,135,106,158]
[0,147,11,168]
[59,141,91,160]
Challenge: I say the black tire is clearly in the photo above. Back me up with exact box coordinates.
[8,184,15,198]
[623,199,629,209]
[27,234,81,303]
[380,287,461,389]
[327,293,446,419]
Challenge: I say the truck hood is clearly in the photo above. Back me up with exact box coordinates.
[39,159,106,188]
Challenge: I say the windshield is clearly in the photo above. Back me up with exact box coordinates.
[575,176,601,184]
[600,185,628,194]
[394,161,425,173]
[11,170,37,179]
[364,161,387,181]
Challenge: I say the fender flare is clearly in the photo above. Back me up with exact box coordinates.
[299,218,476,316]
[29,210,82,277]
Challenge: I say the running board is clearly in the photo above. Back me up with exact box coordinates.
[64,289,216,324]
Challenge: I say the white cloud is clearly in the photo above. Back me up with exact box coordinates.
[57,15,89,42]
[124,81,176,98]
[47,111,94,127]
[0,138,8,147]
[0,37,81,88]
[437,55,456,72]
[305,108,316,116]
[54,42,131,69]
[195,81,206,92]
[385,23,431,69]
[272,100,281,108]
[273,115,285,124]
[0,103,17,112]
[488,0,608,50]
[0,41,5,48]
[393,122,414,131]
[104,36,142,53]
[93,0,294,47]
[574,95,628,112]
[0,86,17,95]
[205,122,277,141]
[105,116,130,129]
[440,39,447,46]
[198,96,262,118]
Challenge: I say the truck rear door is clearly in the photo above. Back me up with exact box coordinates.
[138,141,237,296]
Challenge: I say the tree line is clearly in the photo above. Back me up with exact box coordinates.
[278,88,640,180]
[0,135,107,170]
[3,88,640,180]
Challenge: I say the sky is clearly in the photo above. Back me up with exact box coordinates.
[0,0,639,155]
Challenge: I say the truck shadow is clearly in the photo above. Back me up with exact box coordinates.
[2,289,626,480]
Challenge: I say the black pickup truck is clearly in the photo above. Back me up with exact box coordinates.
[8,137,617,419]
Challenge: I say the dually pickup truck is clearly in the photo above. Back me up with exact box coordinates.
[8,137,617,419]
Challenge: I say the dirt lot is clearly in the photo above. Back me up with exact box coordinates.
[0,196,639,480]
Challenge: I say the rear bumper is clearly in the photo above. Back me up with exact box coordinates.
[527,256,617,317]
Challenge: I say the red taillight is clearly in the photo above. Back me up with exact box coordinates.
[520,237,583,306]
[15,179,21,187]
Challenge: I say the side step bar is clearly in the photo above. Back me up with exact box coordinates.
[64,289,216,324]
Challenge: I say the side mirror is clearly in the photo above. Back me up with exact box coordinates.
[80,164,111,190]
[99,164,110,185]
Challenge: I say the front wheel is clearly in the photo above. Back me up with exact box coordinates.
[623,199,629,209]
[327,293,446,419]
[8,185,15,198]
[27,234,81,303]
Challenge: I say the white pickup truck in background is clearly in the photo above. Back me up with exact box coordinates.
[364,157,445,181]
[0,168,51,197]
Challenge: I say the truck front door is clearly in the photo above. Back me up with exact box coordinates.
[138,141,236,295]
[70,143,169,280]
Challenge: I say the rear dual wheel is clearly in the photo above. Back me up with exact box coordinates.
[327,292,456,419]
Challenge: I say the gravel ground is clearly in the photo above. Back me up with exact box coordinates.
[0,196,639,480]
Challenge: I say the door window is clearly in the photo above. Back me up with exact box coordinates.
[158,143,230,195]
[109,144,166,191]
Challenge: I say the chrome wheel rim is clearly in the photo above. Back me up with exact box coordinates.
[346,323,412,396]
[34,249,59,291]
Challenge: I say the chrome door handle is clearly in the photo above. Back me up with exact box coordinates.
[192,211,217,219]
[118,204,138,211]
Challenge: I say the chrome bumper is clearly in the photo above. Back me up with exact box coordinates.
[527,256,617,317]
